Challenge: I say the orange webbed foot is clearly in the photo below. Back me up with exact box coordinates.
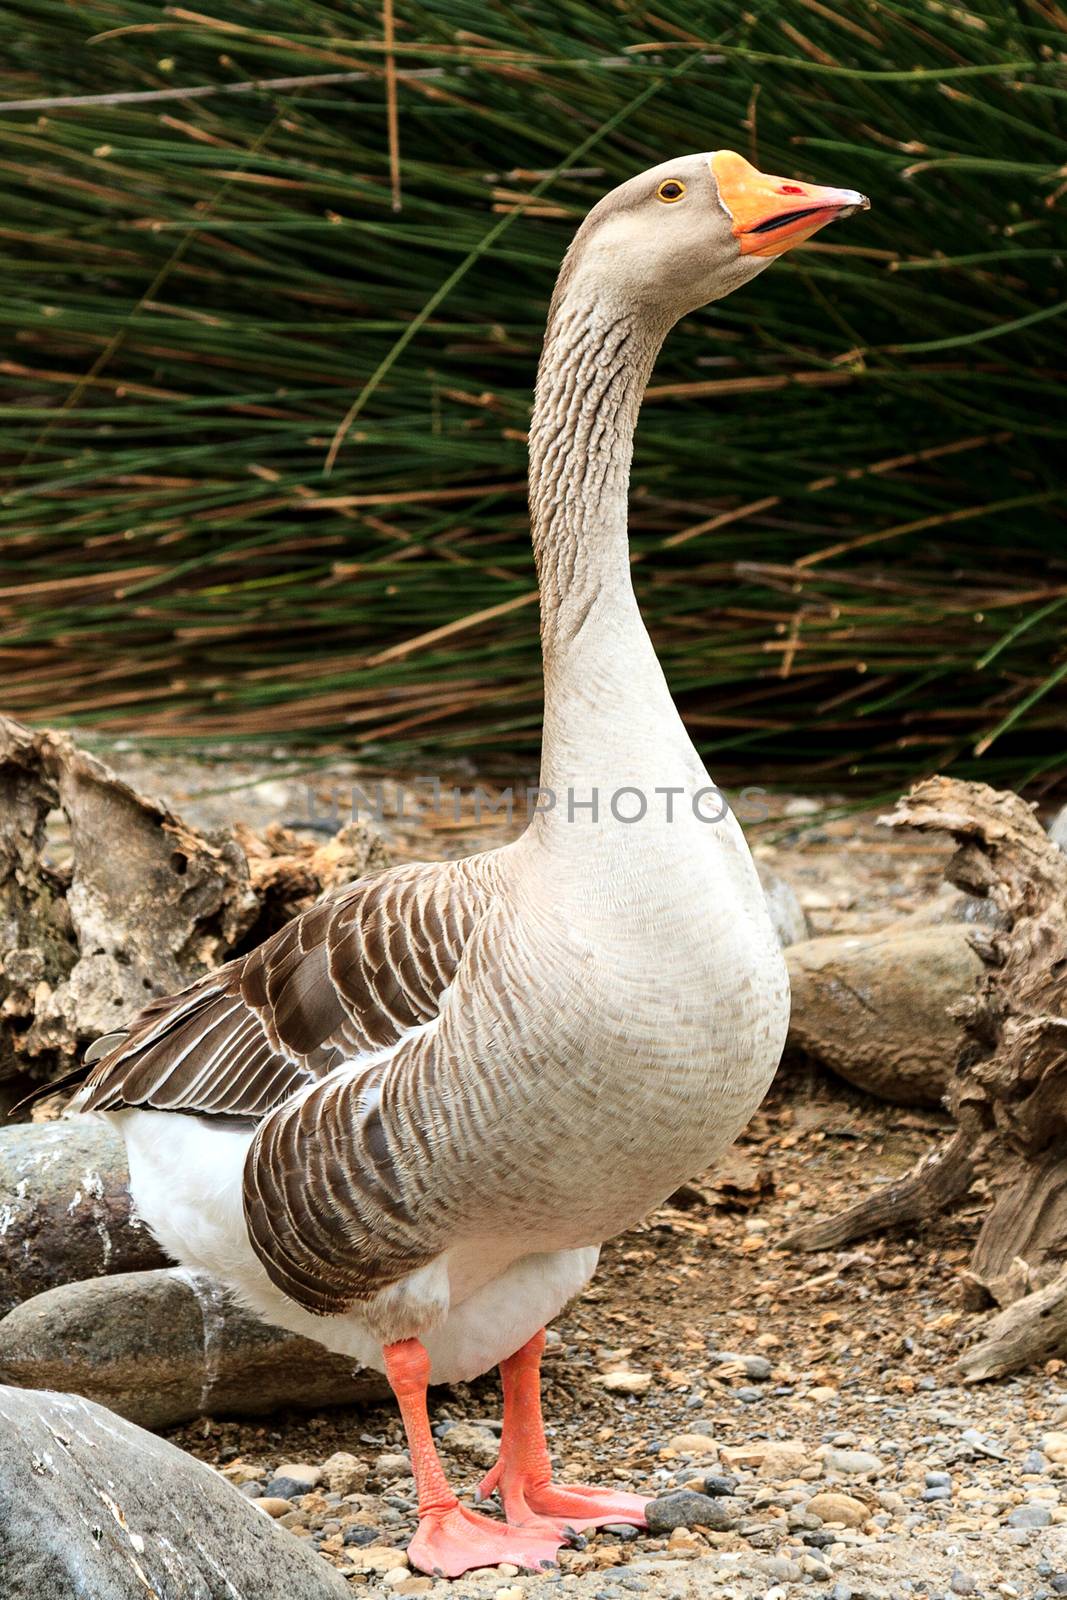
[408,1501,564,1578]
[477,1471,648,1536]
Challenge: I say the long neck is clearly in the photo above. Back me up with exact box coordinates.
[530,283,697,803]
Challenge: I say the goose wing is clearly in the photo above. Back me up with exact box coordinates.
[74,856,495,1121]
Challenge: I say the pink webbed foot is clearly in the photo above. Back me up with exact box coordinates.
[478,1465,648,1535]
[408,1500,564,1578]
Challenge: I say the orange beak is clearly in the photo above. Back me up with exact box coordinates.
[710,150,869,258]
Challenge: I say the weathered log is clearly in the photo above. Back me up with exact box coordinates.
[783,1112,986,1253]
[791,775,1067,1374]
[956,1265,1067,1382]
[0,714,388,1100]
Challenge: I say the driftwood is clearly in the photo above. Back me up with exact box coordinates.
[785,774,1067,1379]
[956,1266,1067,1383]
[783,1108,988,1253]
[0,715,388,1102]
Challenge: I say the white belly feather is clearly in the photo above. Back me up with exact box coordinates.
[112,1107,599,1385]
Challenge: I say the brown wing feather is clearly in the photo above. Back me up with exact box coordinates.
[75,858,493,1121]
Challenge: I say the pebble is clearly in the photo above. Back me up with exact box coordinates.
[264,1462,322,1499]
[320,1450,368,1495]
[703,1474,738,1497]
[805,1491,869,1528]
[1024,1450,1049,1474]
[1007,1504,1052,1529]
[1050,1577,1067,1595]
[821,1448,883,1478]
[438,1422,500,1467]
[707,1352,773,1381]
[759,1556,803,1582]
[375,1453,413,1480]
[830,1585,852,1600]
[1046,1434,1067,1465]
[645,1491,733,1534]
[925,1472,951,1488]
[344,1526,382,1548]
[592,1372,652,1395]
[667,1433,718,1457]
[253,1497,294,1518]
[756,1441,810,1478]
[922,1486,951,1502]
[602,1524,641,1540]
[346,1546,412,1574]
[950,1572,977,1596]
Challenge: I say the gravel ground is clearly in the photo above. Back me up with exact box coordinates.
[89,746,1057,1596]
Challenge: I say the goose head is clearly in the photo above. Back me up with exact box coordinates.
[559,149,869,320]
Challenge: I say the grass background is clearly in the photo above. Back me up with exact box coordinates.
[0,0,1064,791]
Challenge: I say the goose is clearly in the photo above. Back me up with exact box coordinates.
[66,150,868,1579]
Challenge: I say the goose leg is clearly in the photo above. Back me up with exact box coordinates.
[384,1338,565,1577]
[476,1329,649,1534]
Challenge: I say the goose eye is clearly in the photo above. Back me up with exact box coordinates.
[656,179,686,203]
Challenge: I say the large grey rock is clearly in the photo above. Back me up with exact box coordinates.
[0,1267,388,1428]
[785,923,985,1107]
[0,1383,351,1598]
[0,1118,168,1317]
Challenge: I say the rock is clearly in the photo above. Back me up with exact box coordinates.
[375,1453,413,1480]
[645,1490,733,1533]
[756,862,810,948]
[1045,1432,1067,1464]
[760,1555,804,1582]
[821,1447,884,1478]
[0,1383,350,1598]
[438,1420,500,1467]
[0,1118,168,1316]
[591,1370,652,1394]
[925,1471,951,1487]
[1008,1503,1053,1528]
[703,1473,738,1496]
[266,1462,323,1499]
[255,1496,295,1517]
[757,1441,811,1478]
[0,1267,388,1428]
[805,1491,869,1528]
[321,1450,369,1495]
[667,1432,718,1457]
[950,1571,977,1596]
[784,924,984,1107]
[347,1546,411,1574]
[707,1350,773,1380]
